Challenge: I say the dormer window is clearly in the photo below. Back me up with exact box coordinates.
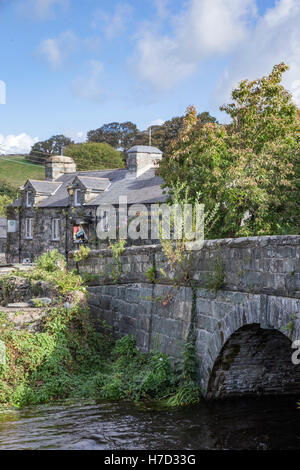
[74,189,81,206]
[26,191,32,207]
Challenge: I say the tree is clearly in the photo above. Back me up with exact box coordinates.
[197,111,218,125]
[64,142,124,171]
[87,113,218,155]
[0,182,18,216]
[158,64,300,237]
[87,122,138,151]
[29,135,74,163]
[133,112,218,154]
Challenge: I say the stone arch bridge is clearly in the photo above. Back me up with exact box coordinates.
[70,235,300,398]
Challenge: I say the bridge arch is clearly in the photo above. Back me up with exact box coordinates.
[199,292,300,398]
[206,324,300,398]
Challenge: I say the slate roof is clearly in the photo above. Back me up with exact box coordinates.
[85,168,168,206]
[14,166,167,209]
[37,169,127,208]
[27,180,62,195]
[75,176,111,191]
[127,145,162,154]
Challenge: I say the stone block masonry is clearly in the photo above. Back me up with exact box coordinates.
[70,235,300,397]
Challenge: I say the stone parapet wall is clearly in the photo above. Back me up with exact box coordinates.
[70,235,300,298]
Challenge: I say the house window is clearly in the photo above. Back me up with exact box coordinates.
[52,219,60,241]
[101,211,109,232]
[25,218,33,239]
[74,189,81,206]
[26,191,32,207]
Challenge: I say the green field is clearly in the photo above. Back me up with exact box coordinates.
[0,155,44,189]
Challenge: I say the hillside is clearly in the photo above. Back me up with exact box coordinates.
[0,155,44,189]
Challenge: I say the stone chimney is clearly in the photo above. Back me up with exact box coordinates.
[126,145,162,177]
[45,155,77,181]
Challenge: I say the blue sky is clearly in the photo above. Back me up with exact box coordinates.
[0,0,299,153]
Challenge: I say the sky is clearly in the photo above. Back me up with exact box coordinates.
[0,0,300,154]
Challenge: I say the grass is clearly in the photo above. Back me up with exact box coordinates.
[0,155,44,189]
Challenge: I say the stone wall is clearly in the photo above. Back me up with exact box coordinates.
[70,235,300,397]
[6,206,70,263]
[70,235,300,297]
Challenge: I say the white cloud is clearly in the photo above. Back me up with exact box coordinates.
[215,0,300,106]
[17,0,69,20]
[0,133,39,154]
[133,0,257,92]
[92,3,132,39]
[65,130,86,143]
[150,118,165,126]
[37,30,77,69]
[72,60,104,101]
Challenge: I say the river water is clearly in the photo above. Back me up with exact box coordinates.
[0,396,299,450]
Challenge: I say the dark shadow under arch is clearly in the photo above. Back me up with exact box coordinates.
[207,324,300,399]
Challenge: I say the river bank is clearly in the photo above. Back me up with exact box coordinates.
[0,250,200,409]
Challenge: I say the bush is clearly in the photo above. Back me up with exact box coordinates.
[65,142,124,171]
[73,245,90,263]
[35,249,66,273]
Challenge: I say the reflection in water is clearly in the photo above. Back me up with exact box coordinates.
[0,397,299,450]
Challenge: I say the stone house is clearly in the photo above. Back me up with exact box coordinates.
[6,146,167,263]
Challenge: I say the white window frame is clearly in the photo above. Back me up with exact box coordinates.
[26,191,32,208]
[52,218,60,241]
[74,189,81,206]
[25,218,33,239]
[101,211,109,232]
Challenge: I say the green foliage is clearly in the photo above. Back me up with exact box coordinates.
[166,342,201,407]
[23,250,84,296]
[0,182,19,216]
[35,249,66,273]
[73,245,91,263]
[145,266,156,283]
[0,252,201,409]
[95,336,177,402]
[206,253,225,291]
[29,135,74,162]
[0,194,13,217]
[158,64,300,237]
[166,381,201,407]
[0,275,15,305]
[80,273,100,285]
[0,304,200,408]
[65,142,124,171]
[86,114,217,155]
[109,238,127,259]
[31,298,46,308]
[87,121,139,152]
[108,239,126,282]
[112,335,136,359]
[282,314,297,333]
